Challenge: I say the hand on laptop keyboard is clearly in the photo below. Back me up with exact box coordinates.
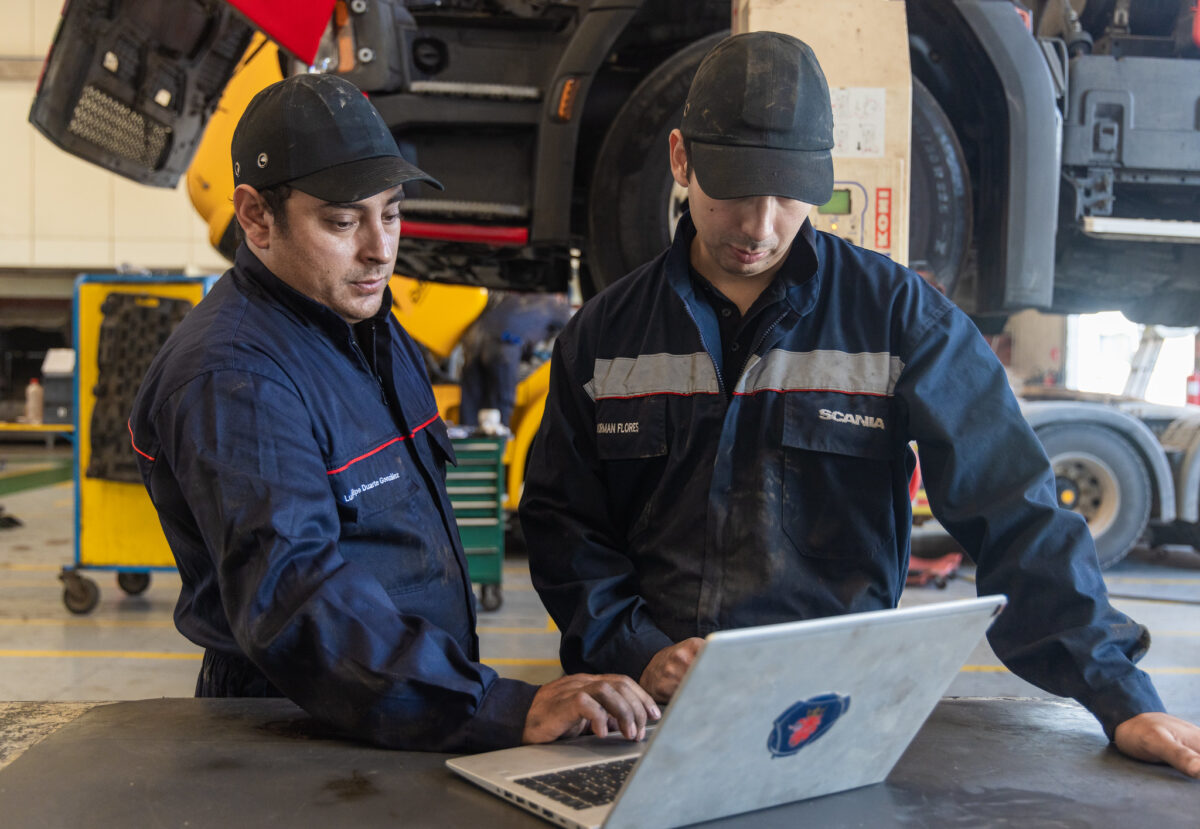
[522,674,661,744]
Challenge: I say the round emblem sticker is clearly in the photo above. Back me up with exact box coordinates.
[767,692,850,758]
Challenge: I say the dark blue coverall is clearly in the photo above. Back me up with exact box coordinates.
[459,292,571,428]
[130,246,537,751]
[521,212,1163,739]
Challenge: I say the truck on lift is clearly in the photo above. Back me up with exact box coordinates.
[28,0,1200,568]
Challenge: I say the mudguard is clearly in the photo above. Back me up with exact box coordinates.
[1158,414,1200,523]
[530,2,643,241]
[953,0,1060,311]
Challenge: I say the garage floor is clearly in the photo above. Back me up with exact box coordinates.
[2,441,1198,726]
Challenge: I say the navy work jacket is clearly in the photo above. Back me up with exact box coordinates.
[130,246,536,751]
[520,213,1163,738]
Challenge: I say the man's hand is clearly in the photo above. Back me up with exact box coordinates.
[638,638,704,703]
[522,674,660,744]
[1113,712,1200,778]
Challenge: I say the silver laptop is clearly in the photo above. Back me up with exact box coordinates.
[448,594,1007,829]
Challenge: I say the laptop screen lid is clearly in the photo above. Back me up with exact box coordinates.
[448,595,1006,829]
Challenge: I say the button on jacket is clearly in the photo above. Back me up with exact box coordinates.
[130,246,537,752]
[520,212,1162,738]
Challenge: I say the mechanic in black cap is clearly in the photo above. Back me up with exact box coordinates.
[521,32,1200,778]
[130,73,657,752]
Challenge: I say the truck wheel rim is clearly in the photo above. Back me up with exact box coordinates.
[1052,451,1120,537]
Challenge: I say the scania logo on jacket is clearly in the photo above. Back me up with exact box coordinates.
[767,693,851,758]
[819,408,885,430]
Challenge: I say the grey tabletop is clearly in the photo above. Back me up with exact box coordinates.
[0,696,1194,827]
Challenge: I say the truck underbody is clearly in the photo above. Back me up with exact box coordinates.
[25,0,1200,567]
[29,0,1200,322]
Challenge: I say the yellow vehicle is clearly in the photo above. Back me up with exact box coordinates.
[389,274,553,510]
[187,36,552,514]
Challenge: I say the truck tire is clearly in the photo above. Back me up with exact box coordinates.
[587,42,972,297]
[1037,423,1150,569]
[909,79,971,299]
[586,31,727,292]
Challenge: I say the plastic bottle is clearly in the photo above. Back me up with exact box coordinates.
[24,377,44,425]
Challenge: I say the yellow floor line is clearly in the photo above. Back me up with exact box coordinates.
[1141,667,1200,675]
[960,664,1200,675]
[0,617,177,628]
[0,649,201,660]
[0,463,59,478]
[1111,595,1200,607]
[960,665,1010,673]
[1107,577,1200,585]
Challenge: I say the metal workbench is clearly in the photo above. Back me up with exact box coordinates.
[0,697,1193,827]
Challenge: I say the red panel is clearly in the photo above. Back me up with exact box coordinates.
[908,454,922,503]
[401,222,531,247]
[224,0,336,65]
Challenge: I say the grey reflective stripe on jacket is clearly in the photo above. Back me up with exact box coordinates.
[735,349,903,396]
[586,353,719,399]
[586,349,902,399]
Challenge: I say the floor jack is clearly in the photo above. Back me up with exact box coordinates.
[906,552,963,589]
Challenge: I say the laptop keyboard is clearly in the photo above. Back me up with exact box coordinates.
[514,757,638,810]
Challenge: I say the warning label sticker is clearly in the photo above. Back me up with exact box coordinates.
[830,87,886,159]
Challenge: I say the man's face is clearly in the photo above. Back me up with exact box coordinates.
[258,186,403,324]
[669,131,812,284]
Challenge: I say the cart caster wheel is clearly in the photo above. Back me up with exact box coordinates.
[480,584,503,612]
[61,572,100,615]
[117,571,151,596]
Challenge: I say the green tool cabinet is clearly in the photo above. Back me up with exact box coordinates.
[448,437,505,611]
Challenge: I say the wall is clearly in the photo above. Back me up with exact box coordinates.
[1005,309,1067,386]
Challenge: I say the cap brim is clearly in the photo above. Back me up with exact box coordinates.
[689,142,833,206]
[288,154,444,203]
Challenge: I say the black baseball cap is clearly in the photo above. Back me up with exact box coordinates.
[231,73,442,202]
[680,32,834,205]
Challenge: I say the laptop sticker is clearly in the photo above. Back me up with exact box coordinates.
[767,693,851,758]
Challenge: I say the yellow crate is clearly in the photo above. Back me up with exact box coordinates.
[75,277,211,569]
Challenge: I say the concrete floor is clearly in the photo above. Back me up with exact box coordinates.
[1,441,1198,727]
